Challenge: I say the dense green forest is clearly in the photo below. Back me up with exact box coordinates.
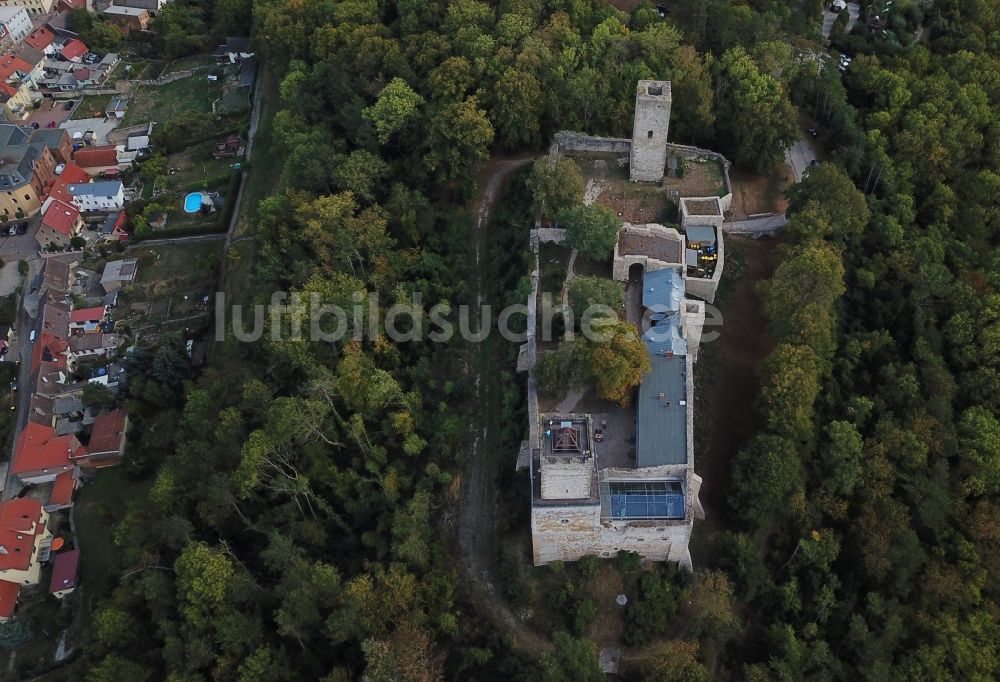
[75,0,1000,679]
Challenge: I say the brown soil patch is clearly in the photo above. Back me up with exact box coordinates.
[692,236,783,526]
[596,185,670,225]
[729,163,794,220]
[663,158,726,198]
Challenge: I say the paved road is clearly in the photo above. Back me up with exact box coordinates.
[785,136,820,183]
[723,214,789,235]
[2,259,42,500]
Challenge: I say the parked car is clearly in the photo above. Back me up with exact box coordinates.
[63,101,74,111]
[30,122,39,129]
[47,120,57,128]
[28,329,36,343]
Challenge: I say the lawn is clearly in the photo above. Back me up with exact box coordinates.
[166,141,241,188]
[121,73,224,127]
[69,94,112,121]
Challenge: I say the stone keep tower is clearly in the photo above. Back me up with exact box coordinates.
[630,80,672,182]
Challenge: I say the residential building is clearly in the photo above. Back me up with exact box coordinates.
[98,210,127,241]
[68,331,119,359]
[214,37,253,63]
[0,125,57,221]
[0,498,53,623]
[0,7,31,44]
[0,0,57,17]
[48,548,79,598]
[99,258,136,293]
[68,305,106,333]
[45,470,76,512]
[35,198,82,248]
[29,128,71,163]
[67,180,123,211]
[11,419,80,484]
[57,38,87,63]
[0,53,41,121]
[83,409,127,466]
[71,146,121,176]
[101,5,150,33]
[23,25,55,53]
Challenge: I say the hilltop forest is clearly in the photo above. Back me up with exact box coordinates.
[74,0,1000,680]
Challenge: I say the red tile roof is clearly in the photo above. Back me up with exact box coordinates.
[11,422,80,477]
[48,549,79,594]
[30,331,69,374]
[69,306,104,324]
[59,39,87,62]
[86,410,126,457]
[72,146,118,169]
[24,27,54,52]
[0,581,18,619]
[48,470,76,508]
[41,200,80,236]
[0,498,45,572]
[0,53,35,97]
[57,162,89,184]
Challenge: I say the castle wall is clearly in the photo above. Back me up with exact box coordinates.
[530,503,694,569]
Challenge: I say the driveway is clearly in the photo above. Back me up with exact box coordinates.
[822,2,860,38]
[26,98,77,130]
[0,221,40,261]
[59,117,120,147]
[0,262,21,297]
[785,136,820,183]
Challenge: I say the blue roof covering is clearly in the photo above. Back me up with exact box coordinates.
[607,480,684,519]
[642,267,684,312]
[643,317,686,356]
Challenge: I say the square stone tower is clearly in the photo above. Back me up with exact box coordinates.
[630,80,672,182]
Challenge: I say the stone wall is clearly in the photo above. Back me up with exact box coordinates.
[611,223,685,282]
[550,130,631,157]
[530,503,694,569]
[665,142,734,212]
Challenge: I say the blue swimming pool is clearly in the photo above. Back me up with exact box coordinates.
[183,192,206,213]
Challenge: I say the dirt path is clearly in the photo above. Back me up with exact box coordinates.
[456,156,553,655]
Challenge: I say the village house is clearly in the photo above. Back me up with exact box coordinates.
[0,7,31,44]
[71,146,122,177]
[68,305,106,333]
[82,409,127,467]
[101,5,150,34]
[48,547,78,599]
[67,180,124,212]
[35,198,82,248]
[0,498,53,622]
[0,0,57,18]
[100,258,137,293]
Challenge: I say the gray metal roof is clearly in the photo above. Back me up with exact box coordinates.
[69,180,123,196]
[643,317,686,356]
[685,224,716,245]
[642,267,683,312]
[635,352,687,467]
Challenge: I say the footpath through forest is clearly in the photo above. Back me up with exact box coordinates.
[456,156,553,655]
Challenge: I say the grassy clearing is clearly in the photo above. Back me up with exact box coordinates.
[122,74,223,127]
[165,141,240,188]
[127,242,222,304]
[70,95,112,121]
